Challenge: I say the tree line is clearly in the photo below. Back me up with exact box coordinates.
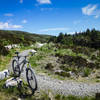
[49,28,100,49]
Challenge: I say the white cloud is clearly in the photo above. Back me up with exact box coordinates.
[95,15,99,19]
[20,0,23,3]
[37,0,51,4]
[82,4,97,15]
[0,22,22,29]
[40,27,69,32]
[4,13,14,17]
[22,19,27,24]
[82,4,100,18]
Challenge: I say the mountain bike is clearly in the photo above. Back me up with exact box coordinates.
[12,51,37,94]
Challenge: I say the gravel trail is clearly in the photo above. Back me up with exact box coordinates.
[9,50,100,97]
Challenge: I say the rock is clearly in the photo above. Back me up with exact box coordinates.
[30,49,37,54]
[54,70,63,73]
[38,73,46,76]
[5,44,20,50]
[0,69,9,80]
[58,80,63,84]
[35,42,46,48]
[92,50,99,57]
[48,92,54,100]
[30,45,34,47]
[18,98,22,100]
[4,77,22,88]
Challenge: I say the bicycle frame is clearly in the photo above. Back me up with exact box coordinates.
[16,56,29,74]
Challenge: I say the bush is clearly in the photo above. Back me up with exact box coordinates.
[0,43,9,56]
[83,68,91,77]
[55,71,71,77]
[45,63,54,71]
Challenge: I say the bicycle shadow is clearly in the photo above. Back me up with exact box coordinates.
[16,80,36,99]
[17,82,35,98]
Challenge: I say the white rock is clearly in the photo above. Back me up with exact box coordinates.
[18,98,22,100]
[35,43,45,48]
[5,77,22,88]
[5,45,12,50]
[30,45,34,47]
[5,44,20,50]
[0,70,9,80]
[31,49,37,54]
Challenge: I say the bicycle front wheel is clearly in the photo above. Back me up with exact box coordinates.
[12,59,20,77]
[26,68,37,94]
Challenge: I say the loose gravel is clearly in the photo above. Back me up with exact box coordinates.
[8,50,100,97]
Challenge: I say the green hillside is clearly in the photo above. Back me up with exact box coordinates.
[0,30,51,45]
[0,30,51,55]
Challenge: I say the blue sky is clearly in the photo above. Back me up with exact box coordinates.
[0,0,100,36]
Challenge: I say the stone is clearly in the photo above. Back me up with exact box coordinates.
[4,77,22,88]
[0,69,9,80]
[48,92,54,100]
[35,42,45,48]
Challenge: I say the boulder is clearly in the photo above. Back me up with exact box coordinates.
[35,43,45,48]
[0,70,9,80]
[4,77,22,88]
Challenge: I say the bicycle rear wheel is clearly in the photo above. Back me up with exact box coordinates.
[26,68,37,94]
[12,59,20,77]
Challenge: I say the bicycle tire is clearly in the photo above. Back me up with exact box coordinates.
[26,68,37,94]
[12,59,20,77]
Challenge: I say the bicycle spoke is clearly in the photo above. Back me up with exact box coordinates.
[26,68,37,92]
[12,60,20,77]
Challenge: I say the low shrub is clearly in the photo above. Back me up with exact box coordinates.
[45,63,54,71]
[0,43,9,56]
[55,71,71,77]
[83,67,91,77]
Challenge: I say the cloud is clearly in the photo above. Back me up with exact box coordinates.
[37,0,51,4]
[40,27,69,32]
[95,15,99,19]
[22,19,27,24]
[0,22,23,29]
[82,4,97,15]
[82,4,100,18]
[20,0,23,3]
[4,13,14,17]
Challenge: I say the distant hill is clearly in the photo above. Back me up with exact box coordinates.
[0,30,52,46]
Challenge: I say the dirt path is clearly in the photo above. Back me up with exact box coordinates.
[8,50,100,97]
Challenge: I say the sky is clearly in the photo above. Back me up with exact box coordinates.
[0,0,100,36]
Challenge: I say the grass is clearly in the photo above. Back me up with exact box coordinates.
[0,49,16,71]
[55,94,95,100]
[1,43,100,99]
[0,78,97,100]
[0,45,35,71]
[83,67,92,77]
[28,43,100,81]
[0,43,100,82]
